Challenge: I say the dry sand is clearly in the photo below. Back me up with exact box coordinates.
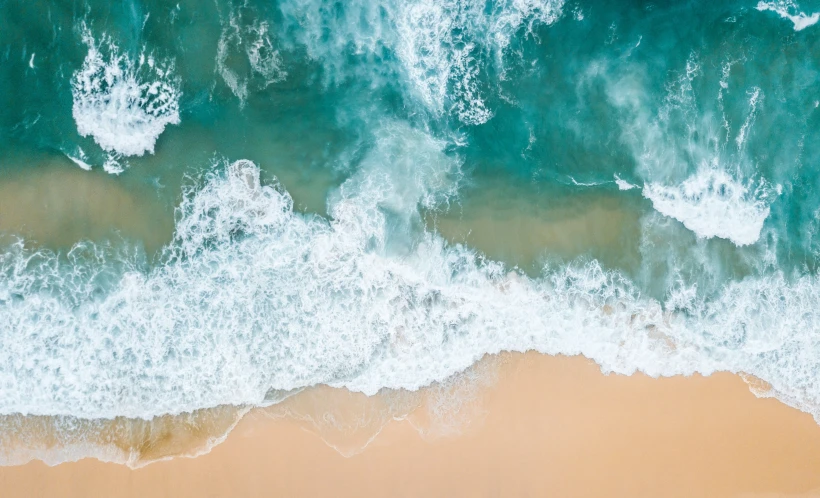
[2,352,820,498]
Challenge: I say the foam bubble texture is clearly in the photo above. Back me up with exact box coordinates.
[756,1,820,31]
[1,125,820,428]
[280,0,564,124]
[216,8,286,106]
[604,52,781,247]
[71,26,181,158]
[643,169,775,246]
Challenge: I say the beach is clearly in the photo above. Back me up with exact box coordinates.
[3,1,820,495]
[3,352,820,498]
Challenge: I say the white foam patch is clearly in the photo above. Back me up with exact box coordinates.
[736,87,763,150]
[71,26,181,159]
[643,169,775,246]
[396,4,463,121]
[2,124,819,446]
[0,406,249,468]
[568,176,606,187]
[398,0,563,124]
[102,154,127,175]
[603,55,780,248]
[216,11,286,106]
[614,174,637,190]
[756,1,820,31]
[280,0,564,125]
[490,0,565,52]
[67,156,92,171]
[65,148,92,171]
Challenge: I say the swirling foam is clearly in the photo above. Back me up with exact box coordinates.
[2,123,820,429]
[280,0,564,124]
[643,169,776,246]
[602,53,779,247]
[756,1,819,31]
[216,9,286,105]
[71,26,181,160]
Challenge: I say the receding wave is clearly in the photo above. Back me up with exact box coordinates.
[2,123,820,431]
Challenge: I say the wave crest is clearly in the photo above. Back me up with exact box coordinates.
[71,25,181,161]
[643,169,777,246]
[1,125,820,444]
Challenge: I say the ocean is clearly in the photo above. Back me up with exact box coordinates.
[1,0,819,466]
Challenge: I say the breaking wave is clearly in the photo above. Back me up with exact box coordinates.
[279,0,564,124]
[2,124,820,432]
[71,26,181,165]
[643,169,777,246]
[756,1,820,31]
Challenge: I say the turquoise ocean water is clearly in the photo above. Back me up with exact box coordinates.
[1,0,820,464]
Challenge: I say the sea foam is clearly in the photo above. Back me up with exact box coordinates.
[71,26,181,160]
[280,0,564,124]
[602,51,778,247]
[216,9,286,106]
[1,123,820,429]
[642,169,775,246]
[756,1,820,31]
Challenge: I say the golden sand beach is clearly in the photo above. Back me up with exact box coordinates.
[2,352,820,498]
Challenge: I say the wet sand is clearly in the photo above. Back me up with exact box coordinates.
[2,352,820,498]
[0,160,173,252]
[429,184,643,272]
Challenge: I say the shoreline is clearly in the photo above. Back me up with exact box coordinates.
[2,352,820,497]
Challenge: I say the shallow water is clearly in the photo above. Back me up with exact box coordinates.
[1,0,820,465]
